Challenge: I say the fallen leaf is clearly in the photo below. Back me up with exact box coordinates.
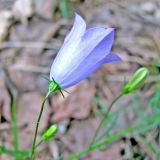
[0,74,11,121]
[35,0,59,20]
[87,143,121,160]
[61,118,99,157]
[12,0,34,24]
[7,67,39,91]
[51,80,96,122]
[60,118,121,160]
[0,10,13,42]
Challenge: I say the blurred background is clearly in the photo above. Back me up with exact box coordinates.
[0,0,160,159]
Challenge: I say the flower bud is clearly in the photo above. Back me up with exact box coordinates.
[42,124,58,141]
[122,67,148,94]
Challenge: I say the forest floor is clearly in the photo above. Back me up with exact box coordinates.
[0,0,160,160]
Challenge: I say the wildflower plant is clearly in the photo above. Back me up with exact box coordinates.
[0,13,151,160]
[29,14,150,160]
[30,13,121,159]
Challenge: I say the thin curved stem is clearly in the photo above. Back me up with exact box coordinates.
[90,93,123,145]
[30,94,49,159]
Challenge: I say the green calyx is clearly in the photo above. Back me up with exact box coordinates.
[122,67,149,94]
[42,124,58,141]
[45,78,66,98]
[48,79,61,94]
[45,79,61,98]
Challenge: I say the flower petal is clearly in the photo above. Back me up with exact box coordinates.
[103,52,121,63]
[50,13,86,80]
[58,28,115,85]
[70,27,115,71]
[64,13,86,43]
[61,52,121,88]
[51,28,115,84]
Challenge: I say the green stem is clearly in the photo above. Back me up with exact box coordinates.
[30,94,49,159]
[90,93,123,145]
[11,99,19,160]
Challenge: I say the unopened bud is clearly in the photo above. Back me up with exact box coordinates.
[42,124,58,141]
[122,67,148,94]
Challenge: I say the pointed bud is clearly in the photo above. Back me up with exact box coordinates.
[122,67,149,94]
[42,124,58,141]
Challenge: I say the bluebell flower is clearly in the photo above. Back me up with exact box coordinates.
[50,13,121,89]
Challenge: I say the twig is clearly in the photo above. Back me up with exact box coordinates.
[0,41,59,50]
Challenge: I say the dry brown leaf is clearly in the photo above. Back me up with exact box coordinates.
[87,143,121,160]
[7,68,39,91]
[0,74,11,121]
[60,118,99,157]
[0,10,13,42]
[61,118,121,160]
[35,0,59,20]
[51,81,96,122]
[12,0,34,24]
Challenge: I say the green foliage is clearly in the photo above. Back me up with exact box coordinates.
[59,0,71,19]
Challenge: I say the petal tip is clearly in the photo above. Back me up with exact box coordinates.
[73,12,86,25]
[108,52,122,62]
[109,28,115,34]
